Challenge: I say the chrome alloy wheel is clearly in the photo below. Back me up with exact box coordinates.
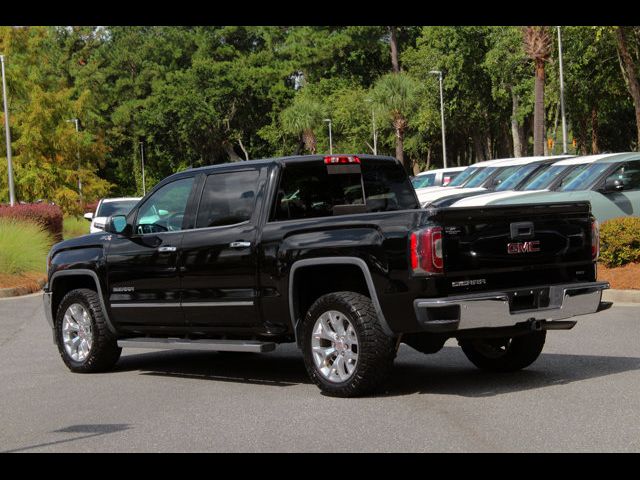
[311,310,359,383]
[62,303,93,362]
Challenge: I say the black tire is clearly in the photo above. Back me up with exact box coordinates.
[458,331,546,372]
[55,288,122,373]
[301,291,397,397]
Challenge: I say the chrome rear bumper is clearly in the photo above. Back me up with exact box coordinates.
[414,281,610,333]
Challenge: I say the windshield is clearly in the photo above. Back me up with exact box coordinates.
[494,164,541,191]
[412,173,436,189]
[97,200,139,217]
[520,165,570,191]
[447,167,477,187]
[559,163,611,191]
[463,167,500,188]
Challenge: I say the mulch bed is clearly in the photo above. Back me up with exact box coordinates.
[598,263,640,290]
[0,272,46,291]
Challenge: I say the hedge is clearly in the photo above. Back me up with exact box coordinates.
[599,216,640,268]
[0,203,64,242]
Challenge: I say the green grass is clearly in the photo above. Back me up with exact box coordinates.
[63,216,90,240]
[0,218,53,275]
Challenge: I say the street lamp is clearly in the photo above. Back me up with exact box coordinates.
[429,70,447,168]
[557,26,568,153]
[365,98,377,155]
[1,54,16,206]
[140,141,146,196]
[66,118,82,205]
[324,118,333,155]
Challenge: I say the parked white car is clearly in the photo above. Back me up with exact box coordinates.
[411,167,467,189]
[417,156,572,207]
[84,197,141,233]
[450,154,610,207]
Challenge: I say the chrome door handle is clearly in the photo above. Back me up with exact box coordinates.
[157,246,177,252]
[229,241,251,248]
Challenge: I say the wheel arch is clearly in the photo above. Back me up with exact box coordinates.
[50,269,117,334]
[288,257,393,346]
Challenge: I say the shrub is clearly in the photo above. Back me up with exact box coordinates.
[0,203,64,242]
[599,217,640,268]
[63,216,90,240]
[0,218,53,275]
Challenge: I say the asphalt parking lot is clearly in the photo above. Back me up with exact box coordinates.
[1,292,639,452]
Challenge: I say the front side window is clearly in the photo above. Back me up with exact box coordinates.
[603,162,640,191]
[412,173,436,189]
[447,167,476,187]
[195,170,260,228]
[521,165,570,191]
[135,177,195,234]
[559,163,611,191]
[494,164,540,191]
[463,167,499,188]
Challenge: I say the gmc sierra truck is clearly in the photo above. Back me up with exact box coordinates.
[43,154,611,397]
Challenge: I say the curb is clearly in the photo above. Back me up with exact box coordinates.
[602,289,640,304]
[0,279,46,299]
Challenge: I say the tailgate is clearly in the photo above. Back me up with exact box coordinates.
[433,202,594,277]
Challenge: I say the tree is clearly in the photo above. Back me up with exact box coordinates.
[484,27,534,157]
[280,94,325,154]
[372,72,419,172]
[523,26,552,156]
[614,26,640,149]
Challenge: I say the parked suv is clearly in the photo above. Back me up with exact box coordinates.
[84,197,141,233]
[43,155,610,397]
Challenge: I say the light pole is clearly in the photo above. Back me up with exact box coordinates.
[1,54,16,206]
[557,26,568,153]
[140,141,146,196]
[429,70,447,168]
[372,108,378,156]
[324,118,333,155]
[66,118,82,206]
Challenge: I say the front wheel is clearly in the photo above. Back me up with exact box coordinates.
[458,331,546,372]
[55,288,122,373]
[301,291,397,397]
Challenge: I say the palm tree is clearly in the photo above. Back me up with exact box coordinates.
[372,72,419,173]
[281,96,325,154]
[523,26,552,156]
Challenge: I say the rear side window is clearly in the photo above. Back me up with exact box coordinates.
[271,159,418,221]
[196,170,260,228]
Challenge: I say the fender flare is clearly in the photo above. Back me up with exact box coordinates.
[49,269,118,334]
[288,257,394,344]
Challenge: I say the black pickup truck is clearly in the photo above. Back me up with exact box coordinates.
[43,154,610,397]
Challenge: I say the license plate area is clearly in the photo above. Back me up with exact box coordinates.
[508,287,550,312]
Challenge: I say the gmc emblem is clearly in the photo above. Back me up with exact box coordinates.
[507,240,541,254]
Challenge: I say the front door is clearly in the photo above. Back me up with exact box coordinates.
[106,176,196,330]
[180,168,265,330]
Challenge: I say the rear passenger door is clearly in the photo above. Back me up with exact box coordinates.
[179,166,267,330]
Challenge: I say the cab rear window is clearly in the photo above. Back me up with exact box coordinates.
[271,159,418,221]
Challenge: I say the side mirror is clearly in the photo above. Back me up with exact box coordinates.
[603,178,624,192]
[105,215,129,235]
[83,212,94,222]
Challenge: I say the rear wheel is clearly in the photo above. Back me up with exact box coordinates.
[301,291,397,397]
[458,331,546,372]
[55,288,121,373]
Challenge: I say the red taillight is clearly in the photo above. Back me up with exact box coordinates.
[410,226,444,275]
[591,219,600,261]
[324,155,360,164]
